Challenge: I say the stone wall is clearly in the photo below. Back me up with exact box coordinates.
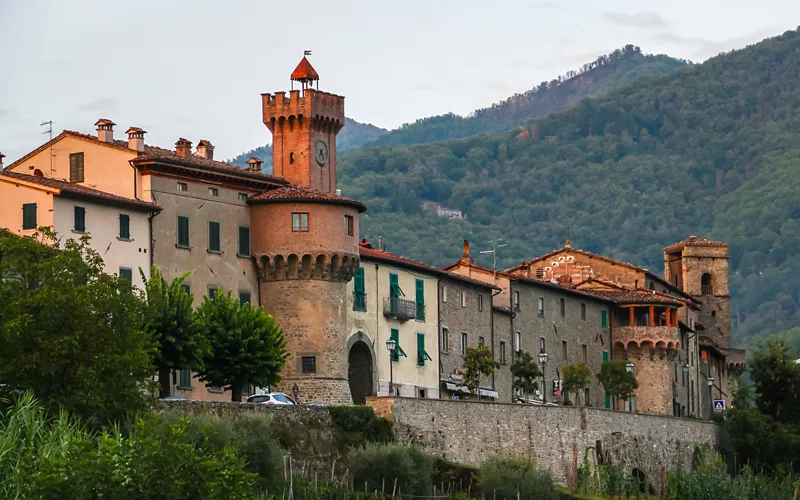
[368,397,722,489]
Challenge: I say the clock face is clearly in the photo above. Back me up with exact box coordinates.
[315,140,329,166]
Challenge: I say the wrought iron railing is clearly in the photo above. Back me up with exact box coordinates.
[383,297,418,320]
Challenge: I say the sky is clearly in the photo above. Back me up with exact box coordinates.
[1,0,798,163]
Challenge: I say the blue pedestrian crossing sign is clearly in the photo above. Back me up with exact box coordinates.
[713,400,725,412]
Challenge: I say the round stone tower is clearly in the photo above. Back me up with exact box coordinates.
[250,55,366,404]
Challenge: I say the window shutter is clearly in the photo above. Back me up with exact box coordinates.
[119,214,130,239]
[391,328,399,362]
[209,222,220,252]
[354,267,365,292]
[238,226,250,256]
[389,273,402,297]
[415,279,424,304]
[69,153,84,183]
[74,206,85,232]
[177,216,189,247]
[601,310,608,328]
[22,203,37,230]
[417,333,425,366]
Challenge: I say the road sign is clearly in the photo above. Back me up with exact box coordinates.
[713,399,725,412]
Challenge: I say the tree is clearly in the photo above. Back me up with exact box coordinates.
[748,337,800,423]
[461,345,500,400]
[510,351,542,401]
[0,229,154,423]
[196,288,288,401]
[563,363,592,406]
[596,361,638,410]
[139,266,206,398]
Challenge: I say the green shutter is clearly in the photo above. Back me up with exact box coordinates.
[239,291,251,306]
[238,226,250,256]
[119,268,132,285]
[601,310,608,328]
[22,203,37,230]
[415,279,425,320]
[603,351,611,408]
[391,329,399,362]
[119,214,130,239]
[179,369,192,388]
[73,206,85,232]
[355,268,365,292]
[353,267,367,311]
[417,332,432,366]
[177,216,189,247]
[209,221,220,252]
[390,273,399,297]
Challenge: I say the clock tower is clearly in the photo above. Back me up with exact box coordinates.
[262,54,345,193]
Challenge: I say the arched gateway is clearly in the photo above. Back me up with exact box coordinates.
[348,336,376,405]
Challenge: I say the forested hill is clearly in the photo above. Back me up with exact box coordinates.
[365,46,688,148]
[338,29,800,348]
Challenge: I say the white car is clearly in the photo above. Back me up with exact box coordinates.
[246,392,296,405]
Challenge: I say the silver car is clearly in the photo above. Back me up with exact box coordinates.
[246,392,297,405]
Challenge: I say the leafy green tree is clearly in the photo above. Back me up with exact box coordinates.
[0,229,154,424]
[196,288,288,401]
[139,266,207,398]
[748,337,800,423]
[461,345,500,400]
[510,351,543,401]
[563,363,592,406]
[596,360,638,410]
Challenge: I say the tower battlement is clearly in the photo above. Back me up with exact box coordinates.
[262,89,345,134]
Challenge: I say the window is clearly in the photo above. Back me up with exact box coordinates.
[119,214,130,239]
[701,273,713,295]
[239,291,251,306]
[442,286,448,303]
[389,273,404,298]
[418,388,426,399]
[353,267,367,311]
[415,279,425,321]
[208,286,218,299]
[711,310,717,317]
[208,187,219,197]
[582,344,588,364]
[389,329,406,361]
[441,327,449,352]
[119,267,133,285]
[515,331,521,352]
[177,216,190,248]
[581,303,586,321]
[537,296,544,316]
[478,294,483,311]
[584,388,590,406]
[238,192,247,202]
[417,333,432,366]
[73,206,86,233]
[179,369,192,389]
[562,340,568,362]
[460,291,466,308]
[560,298,566,317]
[302,356,317,374]
[460,332,468,356]
[513,290,520,311]
[500,342,506,364]
[177,182,187,192]
[289,152,295,164]
[238,226,250,257]
[22,203,37,230]
[180,283,191,295]
[601,310,608,329]
[540,337,546,354]
[344,215,354,236]
[292,212,309,232]
[208,221,221,252]
[69,152,84,182]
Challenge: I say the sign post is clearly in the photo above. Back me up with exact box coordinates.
[713,399,725,412]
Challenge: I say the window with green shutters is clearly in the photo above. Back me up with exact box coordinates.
[73,206,86,233]
[179,369,192,389]
[119,214,130,239]
[601,310,608,328]
[238,226,250,257]
[69,152,84,183]
[415,279,425,321]
[177,216,190,248]
[22,203,37,230]
[417,333,432,366]
[389,273,403,297]
[119,267,133,286]
[603,351,611,408]
[390,328,407,362]
[353,267,367,311]
[239,291,251,306]
[208,221,220,252]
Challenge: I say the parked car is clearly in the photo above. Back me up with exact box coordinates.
[246,392,296,405]
[306,402,325,407]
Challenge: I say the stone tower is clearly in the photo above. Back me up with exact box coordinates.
[663,236,731,347]
[250,55,366,405]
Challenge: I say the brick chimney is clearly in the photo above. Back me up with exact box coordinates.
[125,127,146,152]
[245,156,263,173]
[95,119,116,143]
[175,138,192,157]
[196,140,214,160]
[459,239,474,266]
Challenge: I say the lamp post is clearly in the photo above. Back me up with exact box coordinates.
[707,375,714,419]
[386,337,396,396]
[539,350,549,403]
[625,362,635,412]
[683,363,690,417]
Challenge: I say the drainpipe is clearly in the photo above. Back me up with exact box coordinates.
[375,262,381,395]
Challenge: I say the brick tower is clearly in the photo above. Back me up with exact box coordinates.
[250,55,365,404]
[663,236,731,347]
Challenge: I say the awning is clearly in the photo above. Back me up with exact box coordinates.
[443,382,499,399]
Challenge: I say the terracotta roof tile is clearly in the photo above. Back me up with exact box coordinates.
[0,171,160,211]
[578,288,683,306]
[248,186,367,213]
[291,56,320,81]
[663,236,729,252]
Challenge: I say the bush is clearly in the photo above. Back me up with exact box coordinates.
[347,443,432,496]
[330,405,393,446]
[478,457,559,500]
[432,456,479,494]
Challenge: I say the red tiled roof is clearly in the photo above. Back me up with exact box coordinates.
[578,288,683,306]
[291,56,320,81]
[493,305,513,315]
[95,118,116,126]
[0,171,160,212]
[125,126,145,134]
[248,186,367,213]
[663,236,729,252]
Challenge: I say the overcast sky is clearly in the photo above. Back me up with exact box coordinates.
[1,0,798,163]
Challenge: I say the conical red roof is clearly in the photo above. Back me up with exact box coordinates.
[291,56,319,82]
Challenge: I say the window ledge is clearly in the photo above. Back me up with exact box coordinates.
[237,253,251,259]
[176,386,193,391]
[175,244,191,250]
[207,249,223,255]
[117,237,133,242]
[72,230,87,235]
[207,387,224,394]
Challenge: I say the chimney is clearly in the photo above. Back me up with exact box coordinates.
[0,152,5,169]
[125,127,146,152]
[245,156,263,173]
[378,236,385,251]
[196,140,215,160]
[95,119,116,143]
[460,239,474,266]
[175,138,192,157]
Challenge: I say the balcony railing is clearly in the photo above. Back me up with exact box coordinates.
[353,291,368,312]
[383,297,419,321]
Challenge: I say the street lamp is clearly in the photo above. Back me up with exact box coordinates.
[538,350,548,403]
[683,363,690,417]
[707,375,714,419]
[386,338,397,396]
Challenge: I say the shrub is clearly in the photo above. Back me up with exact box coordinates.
[432,456,479,494]
[330,405,393,446]
[347,442,432,496]
[478,457,559,500]
[235,414,284,489]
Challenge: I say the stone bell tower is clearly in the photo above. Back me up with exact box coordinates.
[251,54,365,405]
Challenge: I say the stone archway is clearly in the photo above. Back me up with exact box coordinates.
[348,333,376,405]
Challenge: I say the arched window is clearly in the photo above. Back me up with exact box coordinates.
[33,169,44,177]
[701,273,713,295]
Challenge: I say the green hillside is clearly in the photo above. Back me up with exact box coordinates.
[338,29,800,347]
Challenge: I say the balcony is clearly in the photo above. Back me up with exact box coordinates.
[353,291,368,312]
[383,297,419,321]
[613,326,681,350]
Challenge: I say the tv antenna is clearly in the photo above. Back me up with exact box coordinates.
[480,238,508,285]
[41,121,54,174]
